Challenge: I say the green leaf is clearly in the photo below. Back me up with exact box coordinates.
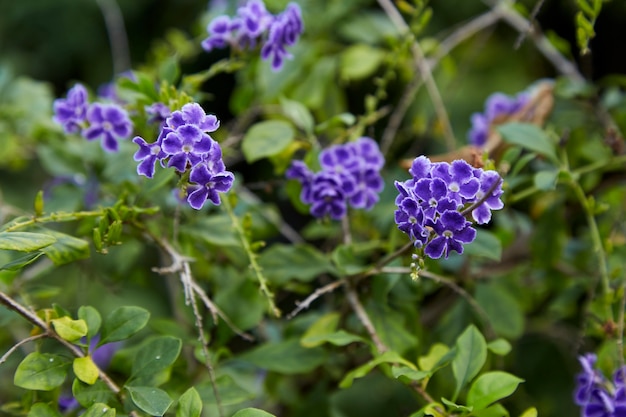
[27,403,62,417]
[73,356,99,385]
[467,371,524,410]
[78,306,102,338]
[441,397,473,413]
[331,241,382,275]
[391,365,430,383]
[520,407,538,417]
[463,229,502,261]
[40,230,90,265]
[302,330,366,348]
[452,325,487,400]
[340,351,416,388]
[130,336,182,381]
[198,374,255,406]
[100,306,150,344]
[14,352,70,391]
[73,379,117,408]
[240,339,326,374]
[177,387,202,417]
[533,170,559,191]
[300,313,339,347]
[259,243,335,285]
[51,317,88,342]
[81,403,116,417]
[242,120,295,163]
[126,386,173,416]
[279,96,314,134]
[418,343,451,372]
[487,338,512,356]
[340,44,386,81]
[475,283,524,339]
[0,251,44,271]
[231,408,276,417]
[0,232,56,252]
[497,122,558,163]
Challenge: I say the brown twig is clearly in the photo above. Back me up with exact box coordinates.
[0,334,47,365]
[287,280,343,319]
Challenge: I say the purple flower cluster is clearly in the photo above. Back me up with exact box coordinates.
[132,102,234,210]
[468,91,529,147]
[286,137,385,220]
[575,353,626,417]
[53,83,133,152]
[394,156,503,259]
[202,0,303,71]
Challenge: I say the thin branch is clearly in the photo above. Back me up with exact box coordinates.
[342,279,388,354]
[95,0,131,75]
[0,334,47,365]
[514,0,545,49]
[0,291,121,394]
[287,280,343,319]
[617,280,626,382]
[376,0,456,151]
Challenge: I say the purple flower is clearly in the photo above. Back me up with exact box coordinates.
[260,3,303,71]
[162,103,219,172]
[431,160,480,206]
[202,1,303,71]
[309,172,347,220]
[468,90,529,147]
[394,156,503,259]
[133,128,169,178]
[187,145,234,209]
[286,137,385,219]
[53,84,89,134]
[425,211,476,259]
[394,197,428,247]
[471,169,504,224]
[82,103,133,152]
[146,102,171,125]
[574,354,626,417]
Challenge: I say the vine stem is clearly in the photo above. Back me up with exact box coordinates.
[377,0,456,151]
[2,210,106,232]
[222,196,280,317]
[0,334,47,365]
[0,290,121,395]
[95,0,131,75]
[569,179,613,321]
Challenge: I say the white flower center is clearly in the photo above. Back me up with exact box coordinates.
[443,230,453,238]
[150,145,161,155]
[182,144,193,153]
[449,182,460,193]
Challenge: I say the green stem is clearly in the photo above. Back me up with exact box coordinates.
[222,197,280,317]
[3,210,106,232]
[570,180,613,320]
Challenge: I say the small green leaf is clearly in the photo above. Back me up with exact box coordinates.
[391,365,430,382]
[0,251,44,271]
[51,317,88,342]
[73,379,117,408]
[340,351,416,388]
[520,407,538,417]
[533,170,559,191]
[78,306,102,338]
[177,387,202,417]
[231,408,276,417]
[0,232,56,252]
[130,336,182,381]
[240,339,326,374]
[302,330,366,348]
[81,403,116,417]
[242,120,295,163]
[487,338,512,356]
[100,306,150,344]
[279,96,314,134]
[126,386,173,416]
[467,371,524,410]
[497,122,558,163]
[198,374,255,406]
[73,356,99,385]
[452,325,487,400]
[14,352,70,391]
[441,397,473,413]
[418,343,450,372]
[300,313,339,347]
[27,403,62,417]
[340,44,386,81]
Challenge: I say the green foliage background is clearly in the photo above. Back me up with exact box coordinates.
[1,1,626,417]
